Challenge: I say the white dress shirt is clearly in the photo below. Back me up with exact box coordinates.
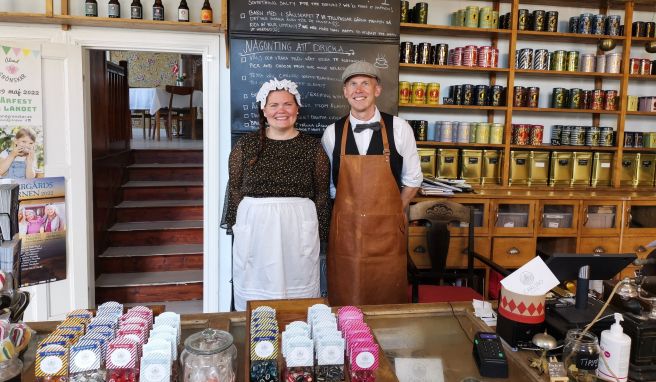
[321,108,423,198]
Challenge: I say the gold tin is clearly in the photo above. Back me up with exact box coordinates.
[427,83,440,105]
[636,153,656,186]
[399,81,411,104]
[591,152,613,187]
[460,149,483,183]
[475,123,491,143]
[627,95,639,111]
[529,151,550,186]
[489,123,504,144]
[620,153,638,186]
[411,82,427,104]
[509,151,530,185]
[437,149,459,179]
[417,148,436,177]
[549,151,573,186]
[482,150,502,185]
[571,151,593,186]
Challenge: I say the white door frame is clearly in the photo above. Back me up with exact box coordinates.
[65,27,229,312]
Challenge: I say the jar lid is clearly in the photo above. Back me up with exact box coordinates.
[184,328,234,355]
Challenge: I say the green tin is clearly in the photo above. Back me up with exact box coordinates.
[566,51,580,72]
[465,6,480,28]
[551,50,567,71]
[479,6,494,28]
[552,88,568,108]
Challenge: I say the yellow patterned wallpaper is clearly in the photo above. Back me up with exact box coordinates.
[109,51,179,88]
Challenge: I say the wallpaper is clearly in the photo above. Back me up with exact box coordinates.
[109,51,179,88]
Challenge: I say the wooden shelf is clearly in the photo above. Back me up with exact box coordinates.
[399,104,507,111]
[516,30,625,43]
[622,147,656,152]
[631,36,656,43]
[400,63,509,73]
[510,144,617,151]
[513,107,621,114]
[55,15,223,32]
[400,23,511,38]
[629,74,656,80]
[417,141,506,149]
[0,12,62,25]
[626,111,656,116]
[514,69,623,79]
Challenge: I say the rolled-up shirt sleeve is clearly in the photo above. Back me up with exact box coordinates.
[394,116,423,188]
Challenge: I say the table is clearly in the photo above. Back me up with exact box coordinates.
[129,87,203,139]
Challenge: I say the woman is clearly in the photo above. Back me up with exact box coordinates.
[18,209,27,235]
[43,204,62,233]
[24,209,44,235]
[221,78,330,311]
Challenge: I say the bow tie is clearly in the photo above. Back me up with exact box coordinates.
[353,121,381,133]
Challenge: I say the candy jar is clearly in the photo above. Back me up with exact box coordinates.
[0,358,22,382]
[180,328,237,382]
[562,329,599,382]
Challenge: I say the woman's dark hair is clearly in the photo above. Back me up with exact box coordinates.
[249,90,299,166]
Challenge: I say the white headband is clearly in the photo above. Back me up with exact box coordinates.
[256,78,302,110]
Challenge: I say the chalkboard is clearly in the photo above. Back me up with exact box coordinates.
[230,37,399,135]
[229,0,399,40]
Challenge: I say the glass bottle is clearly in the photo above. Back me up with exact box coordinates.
[178,0,190,22]
[153,0,165,21]
[562,329,600,382]
[201,0,213,24]
[130,0,142,19]
[85,0,98,17]
[108,0,120,18]
[180,329,237,382]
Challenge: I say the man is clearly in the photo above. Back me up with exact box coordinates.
[322,61,422,306]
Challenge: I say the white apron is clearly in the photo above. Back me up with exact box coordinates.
[232,197,320,311]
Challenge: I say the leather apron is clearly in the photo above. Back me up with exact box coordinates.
[327,118,407,306]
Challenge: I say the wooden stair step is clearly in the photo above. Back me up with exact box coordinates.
[98,244,203,273]
[95,270,203,303]
[132,149,202,165]
[124,300,203,314]
[122,181,203,201]
[127,164,203,181]
[108,220,203,246]
[115,200,203,221]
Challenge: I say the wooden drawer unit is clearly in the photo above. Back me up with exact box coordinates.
[492,237,536,268]
[578,237,620,255]
[491,200,535,236]
[579,201,622,237]
[621,236,654,260]
[408,227,431,270]
[625,201,656,236]
[448,199,490,236]
[537,200,580,236]
[446,236,490,268]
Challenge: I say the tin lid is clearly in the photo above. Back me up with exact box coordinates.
[184,328,234,355]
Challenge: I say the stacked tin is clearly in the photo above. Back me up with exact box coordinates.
[550,88,618,111]
[569,13,622,35]
[631,21,656,37]
[402,2,429,24]
[399,82,440,105]
[451,6,500,29]
[432,121,504,144]
[445,85,506,106]
[515,9,559,32]
[623,131,651,148]
[399,42,499,68]
[512,86,540,108]
[628,58,653,75]
[550,125,614,147]
[514,49,621,73]
[511,124,543,145]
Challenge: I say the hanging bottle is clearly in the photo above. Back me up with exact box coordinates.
[153,0,165,21]
[201,0,213,23]
[85,0,98,17]
[108,0,120,18]
[178,0,190,22]
[130,0,143,19]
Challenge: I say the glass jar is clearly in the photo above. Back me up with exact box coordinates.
[562,329,599,382]
[180,328,237,382]
[0,358,22,382]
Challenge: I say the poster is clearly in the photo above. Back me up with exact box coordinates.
[14,177,66,286]
[0,45,44,180]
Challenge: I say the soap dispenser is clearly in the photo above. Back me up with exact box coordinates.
[597,313,631,381]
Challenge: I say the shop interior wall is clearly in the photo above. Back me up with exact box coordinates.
[65,0,222,22]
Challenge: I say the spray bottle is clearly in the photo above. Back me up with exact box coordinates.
[597,313,631,381]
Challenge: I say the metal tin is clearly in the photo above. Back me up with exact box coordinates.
[469,123,477,143]
[530,125,544,145]
[513,86,526,107]
[417,42,431,65]
[479,6,494,29]
[646,22,656,37]
[624,131,634,148]
[635,132,644,148]
[451,85,463,105]
[462,84,474,106]
[414,2,428,24]
[460,149,483,183]
[517,48,533,69]
[492,11,499,29]
[432,44,449,65]
[636,153,656,186]
[591,152,613,187]
[509,151,530,185]
[477,46,492,68]
[411,44,420,64]
[439,121,453,142]
[629,58,641,74]
[463,45,478,67]
[456,122,470,143]
[644,132,656,148]
[551,125,562,145]
[568,88,582,109]
[499,13,506,30]
[414,120,428,141]
[570,126,585,146]
[569,16,579,33]
[551,50,566,71]
[427,83,440,105]
[578,13,593,34]
[604,90,618,111]
[400,42,413,64]
[400,1,410,23]
[640,59,652,75]
[475,85,489,106]
[451,47,463,66]
[529,151,550,185]
[533,49,549,70]
[595,55,606,72]
[605,15,621,36]
[490,85,504,106]
[546,11,559,32]
[582,90,593,109]
[532,10,546,32]
[581,54,595,72]
[512,124,530,145]
[399,81,411,104]
[465,6,480,28]
[475,123,490,143]
[490,123,504,144]
[427,121,437,140]
[481,150,502,185]
[585,126,600,146]
[436,149,459,179]
[417,148,436,177]
[592,14,606,35]
[560,126,571,145]
[591,89,605,110]
[527,87,540,108]
[600,127,614,146]
[606,53,621,73]
[571,151,593,185]
[566,51,579,72]
[411,82,427,104]
[549,151,573,186]
[632,21,646,37]
[620,153,638,186]
[627,95,639,111]
[552,87,567,108]
[518,9,529,30]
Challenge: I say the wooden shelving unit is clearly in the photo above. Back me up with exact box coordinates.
[516,30,625,43]
[417,142,506,149]
[514,69,623,79]
[399,104,508,111]
[628,74,656,80]
[400,63,510,73]
[509,144,618,151]
[400,23,511,38]
[512,107,621,114]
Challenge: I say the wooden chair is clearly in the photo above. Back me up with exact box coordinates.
[156,85,197,140]
[407,200,484,303]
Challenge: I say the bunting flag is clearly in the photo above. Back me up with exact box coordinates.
[0,46,38,58]
[1,46,10,55]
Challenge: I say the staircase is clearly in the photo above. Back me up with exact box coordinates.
[95,149,204,311]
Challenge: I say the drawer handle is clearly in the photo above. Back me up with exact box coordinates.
[583,207,589,225]
[593,246,605,254]
[636,245,647,253]
[626,207,631,228]
[507,247,520,256]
